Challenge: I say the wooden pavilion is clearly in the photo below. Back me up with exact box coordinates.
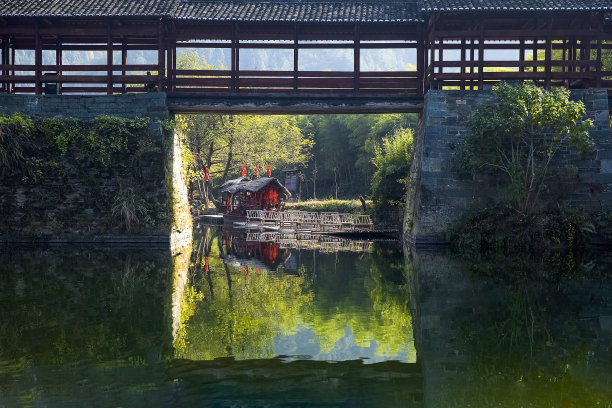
[0,0,610,96]
[219,177,291,221]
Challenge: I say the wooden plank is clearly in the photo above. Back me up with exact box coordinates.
[293,23,298,92]
[297,77,355,88]
[237,77,295,87]
[359,78,418,88]
[174,69,231,76]
[172,77,232,87]
[0,75,35,82]
[1,35,8,92]
[121,40,127,93]
[417,25,424,94]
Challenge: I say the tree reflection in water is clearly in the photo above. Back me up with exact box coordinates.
[173,227,415,364]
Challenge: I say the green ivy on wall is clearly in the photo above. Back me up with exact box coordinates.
[0,113,174,234]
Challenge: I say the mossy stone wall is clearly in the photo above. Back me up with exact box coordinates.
[0,94,191,246]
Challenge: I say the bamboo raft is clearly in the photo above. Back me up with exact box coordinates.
[244,210,374,232]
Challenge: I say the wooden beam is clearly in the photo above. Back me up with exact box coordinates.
[478,21,484,89]
[428,16,436,90]
[56,38,62,94]
[158,19,166,91]
[107,21,113,94]
[167,20,176,93]
[354,23,360,94]
[34,22,42,94]
[596,19,603,88]
[293,23,298,92]
[545,16,552,89]
[1,35,8,92]
[417,24,424,94]
[460,36,466,90]
[121,40,127,93]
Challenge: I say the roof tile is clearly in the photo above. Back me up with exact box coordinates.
[173,1,422,22]
[0,1,609,20]
[421,0,612,12]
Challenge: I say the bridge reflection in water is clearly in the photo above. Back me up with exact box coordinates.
[2,234,611,406]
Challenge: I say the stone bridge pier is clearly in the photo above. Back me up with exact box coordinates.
[405,89,612,246]
[0,93,191,249]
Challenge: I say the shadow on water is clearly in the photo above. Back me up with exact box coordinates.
[407,245,612,407]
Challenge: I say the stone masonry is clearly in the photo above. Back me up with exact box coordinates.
[0,93,191,248]
[405,89,612,246]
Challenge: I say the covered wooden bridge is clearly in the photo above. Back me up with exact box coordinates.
[0,0,611,98]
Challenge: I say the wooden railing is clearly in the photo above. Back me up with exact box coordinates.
[244,210,374,231]
[0,64,160,94]
[172,69,420,94]
[426,60,607,90]
[0,64,419,95]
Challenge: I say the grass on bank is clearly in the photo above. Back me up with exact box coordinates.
[285,199,372,214]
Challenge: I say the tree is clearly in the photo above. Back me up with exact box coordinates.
[370,127,413,209]
[297,114,415,199]
[461,82,594,213]
[175,52,313,205]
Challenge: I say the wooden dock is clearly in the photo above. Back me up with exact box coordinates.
[244,210,374,232]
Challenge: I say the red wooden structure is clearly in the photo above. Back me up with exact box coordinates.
[219,177,291,220]
[0,1,610,96]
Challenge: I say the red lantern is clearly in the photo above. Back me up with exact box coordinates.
[242,165,247,177]
[205,168,209,182]
[204,257,209,272]
[256,165,260,178]
[267,165,271,177]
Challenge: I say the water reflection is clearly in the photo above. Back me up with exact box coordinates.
[173,227,415,364]
[2,235,612,407]
[408,247,612,407]
[0,233,416,407]
[0,249,172,406]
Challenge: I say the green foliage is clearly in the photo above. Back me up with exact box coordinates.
[370,127,413,209]
[38,115,151,165]
[285,199,370,214]
[0,113,35,178]
[462,82,593,213]
[0,114,168,235]
[111,185,149,232]
[0,250,171,365]
[298,114,416,199]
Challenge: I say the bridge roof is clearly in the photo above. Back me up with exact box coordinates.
[173,1,422,22]
[0,0,608,19]
[0,0,176,17]
[421,0,612,12]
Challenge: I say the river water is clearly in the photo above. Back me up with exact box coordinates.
[0,227,611,407]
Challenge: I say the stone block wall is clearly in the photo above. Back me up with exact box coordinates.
[0,93,191,247]
[405,89,612,245]
[0,93,168,120]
